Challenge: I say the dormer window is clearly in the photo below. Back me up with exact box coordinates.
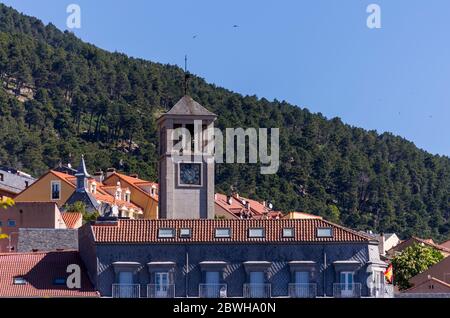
[125,189,131,202]
[90,181,97,194]
[115,188,122,201]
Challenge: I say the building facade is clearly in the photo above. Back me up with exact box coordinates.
[0,202,67,252]
[78,218,389,298]
[157,96,216,219]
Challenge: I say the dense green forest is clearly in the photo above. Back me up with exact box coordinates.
[0,4,449,241]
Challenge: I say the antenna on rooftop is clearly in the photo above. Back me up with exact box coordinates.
[184,54,190,95]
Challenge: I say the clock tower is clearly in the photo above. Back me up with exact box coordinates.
[157,95,217,219]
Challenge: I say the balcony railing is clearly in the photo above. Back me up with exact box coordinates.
[371,284,394,298]
[199,284,227,298]
[112,284,141,298]
[333,283,361,298]
[243,283,271,298]
[288,283,317,298]
[147,284,175,298]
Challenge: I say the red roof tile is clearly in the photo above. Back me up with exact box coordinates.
[105,172,159,201]
[0,251,98,297]
[61,212,82,229]
[91,219,373,244]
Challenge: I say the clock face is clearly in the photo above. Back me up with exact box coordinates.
[179,163,201,185]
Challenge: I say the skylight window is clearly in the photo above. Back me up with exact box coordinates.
[317,227,333,238]
[158,228,175,238]
[215,228,231,238]
[53,278,66,285]
[180,228,192,238]
[13,277,27,285]
[282,228,295,238]
[248,228,265,238]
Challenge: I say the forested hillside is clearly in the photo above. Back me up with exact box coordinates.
[0,4,449,240]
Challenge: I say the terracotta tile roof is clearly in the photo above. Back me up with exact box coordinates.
[215,193,281,219]
[91,219,373,244]
[61,212,82,229]
[390,237,450,254]
[50,171,76,186]
[92,193,141,212]
[113,173,156,186]
[105,172,159,201]
[0,251,99,297]
[440,239,450,250]
[404,277,450,293]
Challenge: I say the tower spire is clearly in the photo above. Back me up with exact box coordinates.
[184,54,190,95]
[75,154,90,192]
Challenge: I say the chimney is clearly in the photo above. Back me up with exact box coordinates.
[130,173,139,179]
[379,232,386,256]
[227,195,233,205]
[262,201,266,207]
[106,168,116,178]
[94,171,104,183]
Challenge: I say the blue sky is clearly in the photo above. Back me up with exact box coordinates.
[2,0,450,156]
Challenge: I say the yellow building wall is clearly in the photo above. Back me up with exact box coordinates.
[104,175,158,219]
[14,172,75,208]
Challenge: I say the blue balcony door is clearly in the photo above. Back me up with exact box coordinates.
[205,271,220,297]
[155,272,169,297]
[294,271,310,297]
[340,272,354,297]
[118,271,133,298]
[249,271,265,298]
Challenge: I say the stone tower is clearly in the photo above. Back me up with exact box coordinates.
[157,95,217,219]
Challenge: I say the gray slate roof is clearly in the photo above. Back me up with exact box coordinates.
[166,95,216,116]
[0,167,35,194]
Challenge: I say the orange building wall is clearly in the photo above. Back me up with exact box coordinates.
[0,202,65,252]
[14,172,75,208]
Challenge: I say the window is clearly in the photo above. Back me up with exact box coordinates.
[215,228,231,238]
[0,221,2,226]
[51,181,61,200]
[317,227,333,238]
[0,173,3,181]
[282,228,294,238]
[53,278,66,285]
[158,228,175,238]
[7,219,16,227]
[155,272,170,297]
[206,271,220,284]
[295,271,310,284]
[180,228,191,238]
[248,228,265,238]
[119,271,133,284]
[13,277,27,285]
[91,182,97,194]
[340,272,354,297]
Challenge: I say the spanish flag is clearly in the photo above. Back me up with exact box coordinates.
[384,264,393,284]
